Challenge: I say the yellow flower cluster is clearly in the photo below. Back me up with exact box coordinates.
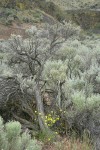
[44,113,60,127]
[34,110,60,127]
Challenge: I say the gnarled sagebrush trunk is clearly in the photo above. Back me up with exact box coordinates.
[34,82,49,131]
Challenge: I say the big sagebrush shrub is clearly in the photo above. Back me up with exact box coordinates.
[0,116,42,150]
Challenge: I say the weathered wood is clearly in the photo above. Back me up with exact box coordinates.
[34,82,49,131]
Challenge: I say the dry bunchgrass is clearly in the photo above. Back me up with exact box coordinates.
[42,137,93,150]
[54,138,93,150]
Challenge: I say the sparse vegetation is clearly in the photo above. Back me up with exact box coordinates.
[0,7,43,25]
[47,0,100,10]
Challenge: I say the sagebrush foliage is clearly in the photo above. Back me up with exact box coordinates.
[0,23,100,115]
[0,116,42,150]
[0,22,100,150]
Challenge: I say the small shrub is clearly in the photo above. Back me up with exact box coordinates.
[0,116,42,150]
[36,131,57,143]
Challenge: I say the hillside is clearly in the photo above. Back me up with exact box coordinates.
[47,0,100,10]
[0,7,57,39]
[0,0,100,38]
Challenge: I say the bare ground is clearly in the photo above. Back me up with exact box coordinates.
[0,22,33,40]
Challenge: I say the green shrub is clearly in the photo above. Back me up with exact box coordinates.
[72,91,100,111]
[0,116,42,150]
[0,7,17,25]
[36,130,57,142]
